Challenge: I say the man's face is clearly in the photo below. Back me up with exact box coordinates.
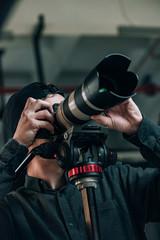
[45,93,64,107]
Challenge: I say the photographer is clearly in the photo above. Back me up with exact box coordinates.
[0,82,160,240]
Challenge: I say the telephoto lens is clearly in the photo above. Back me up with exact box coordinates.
[54,53,138,133]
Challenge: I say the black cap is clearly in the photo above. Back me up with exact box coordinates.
[3,82,66,140]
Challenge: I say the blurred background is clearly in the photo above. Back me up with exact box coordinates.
[0,0,160,239]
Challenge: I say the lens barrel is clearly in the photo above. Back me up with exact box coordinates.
[54,53,138,133]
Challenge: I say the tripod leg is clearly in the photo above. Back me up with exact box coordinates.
[81,188,100,240]
[81,188,93,240]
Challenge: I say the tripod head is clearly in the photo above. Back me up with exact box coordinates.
[54,120,117,190]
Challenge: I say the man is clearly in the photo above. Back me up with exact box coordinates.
[0,81,160,240]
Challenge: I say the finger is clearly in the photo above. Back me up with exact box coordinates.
[91,114,112,127]
[120,98,131,105]
[91,113,102,118]
[36,120,55,135]
[35,110,54,124]
[25,98,53,113]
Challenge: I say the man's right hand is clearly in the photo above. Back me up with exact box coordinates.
[13,97,54,147]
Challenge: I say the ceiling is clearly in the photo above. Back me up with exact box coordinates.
[0,0,160,160]
[2,0,160,36]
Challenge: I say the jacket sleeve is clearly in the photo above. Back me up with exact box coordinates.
[114,162,160,223]
[0,139,28,200]
[122,116,160,222]
[124,115,160,167]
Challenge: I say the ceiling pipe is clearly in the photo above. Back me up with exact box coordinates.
[32,14,45,83]
[0,86,76,95]
[0,0,19,30]
[133,38,160,74]
[0,49,5,105]
[0,48,7,141]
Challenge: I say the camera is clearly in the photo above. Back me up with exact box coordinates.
[53,53,138,134]
[36,53,138,140]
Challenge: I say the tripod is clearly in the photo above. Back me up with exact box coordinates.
[55,121,117,240]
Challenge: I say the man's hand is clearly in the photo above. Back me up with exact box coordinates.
[13,97,54,147]
[91,98,143,136]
